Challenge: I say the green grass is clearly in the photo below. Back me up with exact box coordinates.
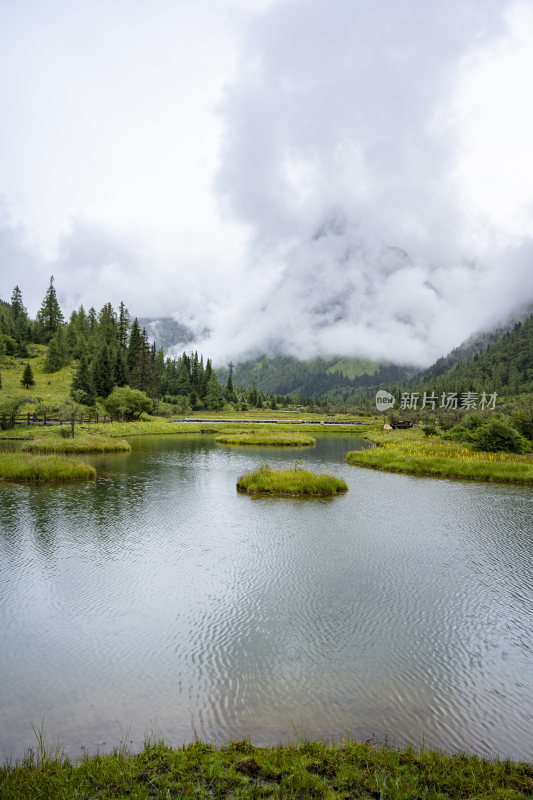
[326,356,379,379]
[347,430,533,484]
[0,345,75,410]
[237,463,347,495]
[21,435,131,454]
[2,738,532,799]
[217,430,316,447]
[0,453,96,482]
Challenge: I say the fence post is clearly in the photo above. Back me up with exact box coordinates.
[96,413,99,424]
[103,415,107,424]
[43,413,46,426]
[27,412,30,426]
[80,413,83,425]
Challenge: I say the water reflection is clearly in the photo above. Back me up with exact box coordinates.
[0,435,532,762]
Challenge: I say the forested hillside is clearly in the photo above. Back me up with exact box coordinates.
[410,316,533,397]
[223,355,413,400]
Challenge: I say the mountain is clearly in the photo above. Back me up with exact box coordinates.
[138,317,194,351]
[220,355,414,400]
[410,315,533,396]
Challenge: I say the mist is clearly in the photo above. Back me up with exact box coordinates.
[2,0,533,366]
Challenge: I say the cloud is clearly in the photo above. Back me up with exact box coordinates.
[2,0,533,366]
[199,0,533,365]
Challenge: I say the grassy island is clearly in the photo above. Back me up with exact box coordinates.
[21,435,131,454]
[216,430,315,447]
[0,453,96,482]
[237,463,347,496]
[347,431,533,484]
[2,738,533,799]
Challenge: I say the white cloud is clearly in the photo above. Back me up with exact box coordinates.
[1,0,532,365]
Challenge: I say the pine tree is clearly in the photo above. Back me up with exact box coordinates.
[71,353,95,405]
[248,380,258,407]
[113,348,128,387]
[127,318,142,375]
[205,372,224,410]
[36,276,64,342]
[130,329,153,394]
[225,361,236,402]
[91,343,115,398]
[21,362,35,388]
[10,286,31,346]
[43,326,70,372]
[97,303,118,346]
[118,301,130,350]
[175,358,191,396]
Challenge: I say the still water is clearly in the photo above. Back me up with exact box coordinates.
[0,434,532,762]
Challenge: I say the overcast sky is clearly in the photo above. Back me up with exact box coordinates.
[1,0,533,365]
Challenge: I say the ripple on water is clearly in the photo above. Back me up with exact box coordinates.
[0,435,532,760]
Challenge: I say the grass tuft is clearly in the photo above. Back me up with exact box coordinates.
[0,453,96,482]
[216,430,316,447]
[1,738,532,799]
[237,463,348,496]
[347,430,533,484]
[21,435,131,454]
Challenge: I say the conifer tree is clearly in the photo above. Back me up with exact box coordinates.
[118,301,130,350]
[10,286,31,346]
[130,328,153,394]
[43,326,70,372]
[91,343,115,397]
[21,362,35,388]
[248,380,258,407]
[36,276,64,342]
[205,372,224,410]
[127,318,142,375]
[113,348,128,387]
[71,353,95,405]
[225,362,237,403]
[175,358,191,396]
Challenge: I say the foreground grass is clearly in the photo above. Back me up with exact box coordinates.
[21,435,131,454]
[237,464,347,495]
[347,431,533,484]
[0,453,95,482]
[2,738,533,799]
[217,430,316,447]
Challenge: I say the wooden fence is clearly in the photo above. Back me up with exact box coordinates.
[13,413,117,426]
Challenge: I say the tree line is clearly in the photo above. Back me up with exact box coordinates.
[0,278,231,412]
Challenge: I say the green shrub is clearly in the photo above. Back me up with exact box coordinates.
[474,418,531,453]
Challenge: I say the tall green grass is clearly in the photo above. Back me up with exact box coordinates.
[0,453,96,482]
[21,435,131,454]
[1,738,532,799]
[217,430,316,446]
[347,434,533,484]
[237,463,347,495]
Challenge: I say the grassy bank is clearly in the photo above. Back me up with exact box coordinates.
[2,738,533,799]
[0,453,96,482]
[217,430,316,447]
[347,431,533,484]
[21,435,131,454]
[237,464,347,495]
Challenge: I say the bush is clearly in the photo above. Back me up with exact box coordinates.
[103,386,153,420]
[421,424,438,437]
[474,418,531,453]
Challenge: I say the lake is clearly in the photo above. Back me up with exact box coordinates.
[0,434,532,762]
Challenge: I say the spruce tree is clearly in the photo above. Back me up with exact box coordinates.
[36,276,64,342]
[130,329,153,394]
[127,318,142,375]
[21,362,35,388]
[71,353,95,405]
[43,326,70,372]
[175,358,191,396]
[205,372,224,410]
[118,301,130,350]
[113,348,128,387]
[10,286,31,346]
[91,343,115,398]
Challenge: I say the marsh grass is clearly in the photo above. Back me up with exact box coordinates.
[0,453,95,482]
[21,435,131,454]
[347,432,533,484]
[1,737,532,799]
[217,430,316,447]
[237,463,347,496]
